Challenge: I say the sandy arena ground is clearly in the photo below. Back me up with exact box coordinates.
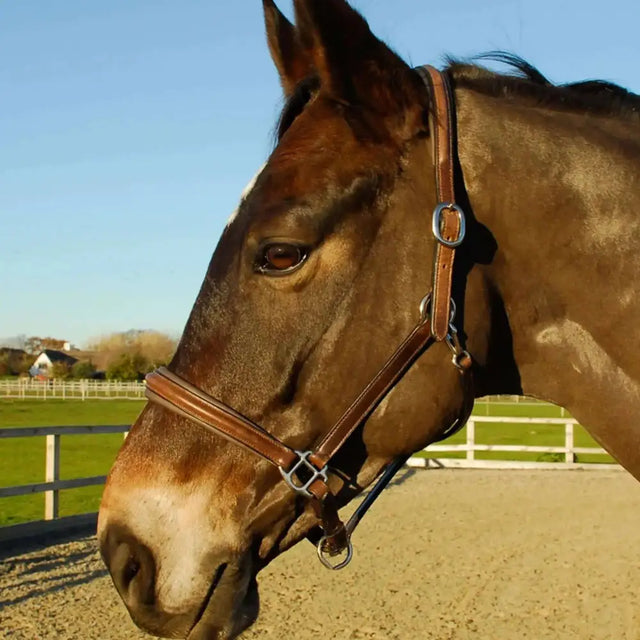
[2,469,640,640]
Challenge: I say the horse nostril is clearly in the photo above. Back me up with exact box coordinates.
[123,556,141,585]
[101,525,156,608]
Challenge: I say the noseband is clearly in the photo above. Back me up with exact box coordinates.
[145,66,474,570]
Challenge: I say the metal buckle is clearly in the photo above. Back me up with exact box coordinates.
[317,536,354,571]
[445,321,472,371]
[419,293,431,320]
[280,450,329,498]
[419,294,457,324]
[421,294,470,371]
[432,203,466,248]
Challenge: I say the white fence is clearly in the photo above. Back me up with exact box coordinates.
[0,378,145,400]
[409,416,618,470]
[0,425,130,520]
[0,416,621,543]
[0,425,130,544]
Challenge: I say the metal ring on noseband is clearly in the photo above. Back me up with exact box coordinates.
[317,536,354,571]
[432,202,466,248]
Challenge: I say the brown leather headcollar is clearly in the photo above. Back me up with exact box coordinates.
[416,65,466,342]
[144,66,473,570]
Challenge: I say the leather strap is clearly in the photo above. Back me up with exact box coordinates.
[416,65,462,342]
[146,367,299,470]
[313,322,434,465]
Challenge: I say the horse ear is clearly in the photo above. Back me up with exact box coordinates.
[293,0,424,127]
[263,0,313,97]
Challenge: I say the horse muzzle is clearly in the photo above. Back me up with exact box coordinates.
[99,521,258,640]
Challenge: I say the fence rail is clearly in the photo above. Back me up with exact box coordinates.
[410,417,618,470]
[0,383,556,405]
[0,425,129,521]
[0,417,620,539]
[0,379,145,400]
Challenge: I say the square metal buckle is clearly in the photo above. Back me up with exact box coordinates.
[280,450,329,498]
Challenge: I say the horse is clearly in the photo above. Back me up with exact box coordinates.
[97,1,640,638]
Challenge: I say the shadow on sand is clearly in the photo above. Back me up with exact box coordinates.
[0,535,107,609]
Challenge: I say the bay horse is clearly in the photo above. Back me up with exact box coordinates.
[97,0,640,638]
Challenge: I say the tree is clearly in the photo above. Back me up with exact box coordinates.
[24,337,42,355]
[50,361,72,380]
[72,361,97,379]
[0,350,31,376]
[0,335,27,350]
[13,352,31,376]
[106,353,150,381]
[90,330,177,372]
[24,336,67,355]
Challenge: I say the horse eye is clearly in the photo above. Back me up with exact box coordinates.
[257,243,308,275]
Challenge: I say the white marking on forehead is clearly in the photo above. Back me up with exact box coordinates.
[225,163,266,229]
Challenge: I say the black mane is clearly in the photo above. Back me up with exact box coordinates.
[275,75,319,142]
[448,52,640,119]
[275,52,640,144]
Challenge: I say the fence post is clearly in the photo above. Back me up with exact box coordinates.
[45,434,61,520]
[565,422,575,464]
[466,420,475,463]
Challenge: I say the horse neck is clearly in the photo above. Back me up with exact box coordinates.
[456,87,640,477]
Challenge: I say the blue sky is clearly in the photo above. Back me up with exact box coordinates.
[2,0,639,346]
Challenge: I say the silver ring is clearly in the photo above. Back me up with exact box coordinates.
[419,293,432,320]
[419,294,457,325]
[317,537,354,571]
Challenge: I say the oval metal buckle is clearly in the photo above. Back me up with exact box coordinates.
[432,203,466,248]
[317,536,354,571]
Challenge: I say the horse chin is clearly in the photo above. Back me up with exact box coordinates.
[186,564,260,640]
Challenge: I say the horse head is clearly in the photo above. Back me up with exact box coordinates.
[98,1,502,637]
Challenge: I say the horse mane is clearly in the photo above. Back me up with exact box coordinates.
[448,52,640,120]
[275,51,640,143]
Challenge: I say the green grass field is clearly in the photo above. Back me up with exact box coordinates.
[0,399,144,526]
[0,397,613,526]
[429,399,613,464]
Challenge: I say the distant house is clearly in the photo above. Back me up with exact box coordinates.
[30,350,79,377]
[29,348,110,378]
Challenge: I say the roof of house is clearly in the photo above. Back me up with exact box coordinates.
[41,349,79,366]
[33,349,111,372]
[66,350,110,371]
[0,347,26,357]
